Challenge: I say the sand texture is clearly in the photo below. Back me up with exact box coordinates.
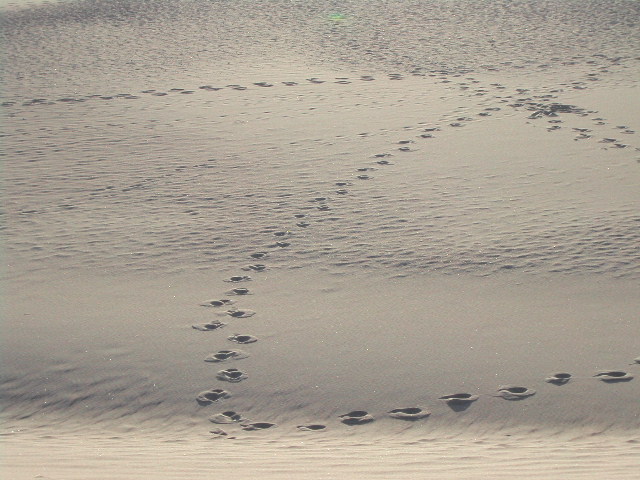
[2,0,640,478]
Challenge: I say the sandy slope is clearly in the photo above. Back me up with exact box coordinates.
[2,0,640,477]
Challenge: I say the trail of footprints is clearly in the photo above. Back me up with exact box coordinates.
[6,68,639,157]
[184,79,638,437]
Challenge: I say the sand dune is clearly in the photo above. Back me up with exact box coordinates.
[2,0,639,478]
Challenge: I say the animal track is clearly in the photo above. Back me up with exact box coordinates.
[241,422,276,431]
[201,299,234,307]
[209,411,245,424]
[438,393,479,404]
[226,287,251,295]
[226,309,256,318]
[192,320,226,331]
[496,386,536,400]
[387,407,430,420]
[243,264,267,272]
[196,388,231,405]
[204,350,249,363]
[297,424,327,431]
[594,371,634,382]
[340,411,374,425]
[224,275,252,283]
[228,333,258,344]
[209,428,232,438]
[545,373,572,385]
[216,368,248,383]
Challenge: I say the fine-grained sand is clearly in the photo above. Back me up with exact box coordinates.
[2,0,639,478]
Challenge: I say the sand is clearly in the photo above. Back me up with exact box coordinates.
[2,0,640,478]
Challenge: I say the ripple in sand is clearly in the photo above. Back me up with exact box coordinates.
[209,411,245,424]
[241,422,276,431]
[201,299,234,307]
[204,350,249,363]
[297,424,326,431]
[496,386,536,400]
[196,388,231,405]
[594,371,634,382]
[216,368,248,383]
[228,333,258,344]
[192,321,227,331]
[545,373,572,385]
[387,407,430,421]
[340,411,374,425]
[226,309,256,318]
[224,275,252,283]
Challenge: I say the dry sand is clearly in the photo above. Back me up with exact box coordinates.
[2,0,640,478]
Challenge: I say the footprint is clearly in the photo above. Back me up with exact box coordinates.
[297,424,326,431]
[192,320,227,331]
[340,411,374,425]
[317,205,330,211]
[271,241,291,247]
[283,81,298,86]
[224,276,252,283]
[356,175,372,180]
[594,371,634,382]
[254,82,273,87]
[496,386,536,400]
[372,153,392,158]
[545,373,572,385]
[204,350,249,363]
[226,309,256,318]
[387,407,430,420]
[336,189,349,195]
[438,393,479,411]
[335,181,352,186]
[209,427,231,438]
[375,160,392,165]
[241,422,276,431]
[296,222,311,227]
[226,287,251,295]
[242,264,267,272]
[216,368,248,383]
[228,333,258,344]
[201,299,234,307]
[273,231,293,237]
[250,252,268,259]
[294,213,306,218]
[196,388,231,405]
[209,411,245,424]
